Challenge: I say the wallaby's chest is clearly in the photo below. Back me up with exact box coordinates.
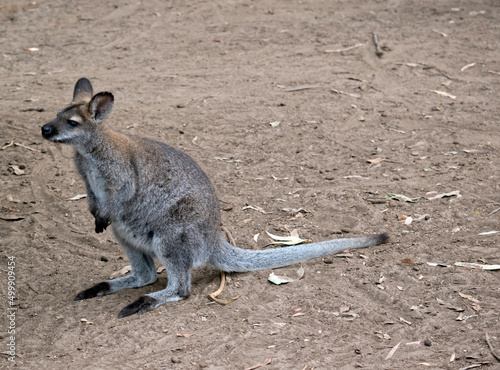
[78,156,111,207]
[86,166,108,204]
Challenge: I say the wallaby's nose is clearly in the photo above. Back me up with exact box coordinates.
[41,124,54,138]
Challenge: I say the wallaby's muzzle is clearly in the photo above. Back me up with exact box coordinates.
[41,123,57,140]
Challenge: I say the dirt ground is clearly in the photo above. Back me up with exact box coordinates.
[1,0,499,368]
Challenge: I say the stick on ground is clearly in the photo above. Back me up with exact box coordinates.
[372,32,384,57]
[485,332,500,362]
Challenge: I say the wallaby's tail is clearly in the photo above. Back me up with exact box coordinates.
[209,233,389,273]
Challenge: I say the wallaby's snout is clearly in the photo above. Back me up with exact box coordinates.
[41,122,57,140]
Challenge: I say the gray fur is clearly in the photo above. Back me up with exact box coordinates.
[41,78,388,317]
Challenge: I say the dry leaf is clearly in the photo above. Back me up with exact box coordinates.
[268,272,293,285]
[282,207,309,215]
[9,165,25,176]
[387,194,419,203]
[296,265,305,279]
[426,190,460,200]
[176,333,193,338]
[339,305,350,313]
[244,354,272,370]
[110,265,131,279]
[456,313,477,321]
[266,231,309,245]
[409,141,425,148]
[431,90,457,100]
[366,157,385,164]
[68,194,87,201]
[461,62,476,72]
[427,262,451,268]
[399,317,412,325]
[385,342,401,360]
[401,258,413,266]
[458,292,480,304]
[472,303,482,312]
[325,43,364,53]
[478,230,500,236]
[454,262,500,270]
[243,205,270,214]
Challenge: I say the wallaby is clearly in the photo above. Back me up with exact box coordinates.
[41,78,389,318]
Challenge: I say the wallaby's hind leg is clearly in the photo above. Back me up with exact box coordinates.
[75,234,157,301]
[118,247,192,318]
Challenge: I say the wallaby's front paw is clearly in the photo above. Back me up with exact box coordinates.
[118,296,159,318]
[75,282,111,301]
[95,217,110,233]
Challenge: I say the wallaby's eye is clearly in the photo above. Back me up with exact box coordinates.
[67,120,79,127]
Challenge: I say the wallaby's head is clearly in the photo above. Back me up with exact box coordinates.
[41,78,114,147]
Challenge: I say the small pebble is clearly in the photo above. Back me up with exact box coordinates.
[424,339,432,347]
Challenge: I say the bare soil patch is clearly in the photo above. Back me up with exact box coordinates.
[1,0,499,368]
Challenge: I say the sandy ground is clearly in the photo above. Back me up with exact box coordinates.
[1,0,499,368]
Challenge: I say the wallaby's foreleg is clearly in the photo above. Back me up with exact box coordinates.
[75,235,157,301]
[118,250,192,318]
[75,152,109,233]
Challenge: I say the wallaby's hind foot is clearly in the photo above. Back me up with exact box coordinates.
[75,282,111,301]
[118,296,159,318]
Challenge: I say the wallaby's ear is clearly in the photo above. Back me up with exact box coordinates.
[89,92,114,123]
[73,78,93,103]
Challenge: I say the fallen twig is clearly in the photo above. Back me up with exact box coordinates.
[431,90,457,100]
[242,205,270,214]
[486,332,500,361]
[1,140,14,150]
[331,89,361,98]
[432,29,448,37]
[478,231,500,236]
[207,227,241,305]
[454,262,500,270]
[372,32,384,57]
[325,43,365,53]
[15,142,40,152]
[110,265,131,279]
[488,207,500,215]
[207,271,240,305]
[221,226,237,246]
[461,62,476,72]
[244,354,272,370]
[284,85,321,92]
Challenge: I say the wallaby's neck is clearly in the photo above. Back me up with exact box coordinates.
[77,125,134,161]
